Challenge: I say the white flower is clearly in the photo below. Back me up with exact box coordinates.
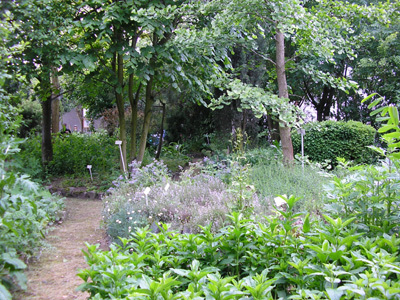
[274,195,287,207]
[144,187,151,195]
[149,216,152,219]
[129,217,133,220]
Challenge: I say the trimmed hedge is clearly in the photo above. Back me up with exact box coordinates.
[292,120,376,165]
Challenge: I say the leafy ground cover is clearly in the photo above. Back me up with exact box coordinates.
[0,103,66,299]
[77,99,400,299]
[79,200,400,299]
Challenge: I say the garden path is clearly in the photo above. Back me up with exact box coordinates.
[15,198,108,300]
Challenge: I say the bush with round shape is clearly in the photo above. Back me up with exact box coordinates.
[292,120,376,166]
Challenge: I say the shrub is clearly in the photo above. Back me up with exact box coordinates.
[292,120,376,166]
[103,173,238,243]
[16,131,120,178]
[324,96,400,236]
[102,159,271,243]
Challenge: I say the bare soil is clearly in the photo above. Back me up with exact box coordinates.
[15,198,108,300]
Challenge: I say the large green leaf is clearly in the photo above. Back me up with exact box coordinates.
[0,284,11,300]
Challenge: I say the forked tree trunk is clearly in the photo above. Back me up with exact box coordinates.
[276,29,294,165]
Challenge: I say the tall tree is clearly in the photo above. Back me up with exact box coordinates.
[6,0,73,166]
[74,0,227,164]
[208,0,381,163]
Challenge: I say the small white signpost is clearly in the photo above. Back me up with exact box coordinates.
[115,140,127,176]
[87,165,93,181]
[297,128,306,171]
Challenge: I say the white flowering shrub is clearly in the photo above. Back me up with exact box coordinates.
[103,168,270,243]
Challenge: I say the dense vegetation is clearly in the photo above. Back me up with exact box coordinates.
[77,100,400,299]
[292,121,377,166]
[1,0,400,299]
[0,105,64,299]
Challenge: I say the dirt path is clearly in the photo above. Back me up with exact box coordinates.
[15,198,108,300]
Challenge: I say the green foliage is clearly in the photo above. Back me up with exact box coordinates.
[81,97,400,298]
[0,103,64,297]
[325,163,400,236]
[17,131,120,178]
[159,143,190,173]
[322,94,400,236]
[211,78,303,126]
[17,99,42,138]
[79,204,400,299]
[292,120,376,166]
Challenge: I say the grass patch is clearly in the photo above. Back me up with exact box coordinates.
[251,161,328,212]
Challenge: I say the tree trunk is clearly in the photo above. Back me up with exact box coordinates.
[115,52,127,171]
[155,101,166,160]
[129,76,141,161]
[276,29,294,165]
[42,93,53,165]
[76,106,84,132]
[137,75,155,163]
[128,37,141,162]
[51,66,60,133]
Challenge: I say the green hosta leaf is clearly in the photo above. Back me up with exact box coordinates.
[1,253,27,270]
[0,284,11,300]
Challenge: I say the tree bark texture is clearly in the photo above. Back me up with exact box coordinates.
[276,29,294,165]
[41,94,53,165]
[137,74,155,163]
[115,52,127,171]
[155,101,166,160]
[129,76,141,161]
[51,66,60,133]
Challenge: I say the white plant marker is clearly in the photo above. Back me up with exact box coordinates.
[87,165,93,181]
[144,187,151,206]
[297,128,306,172]
[115,140,127,177]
